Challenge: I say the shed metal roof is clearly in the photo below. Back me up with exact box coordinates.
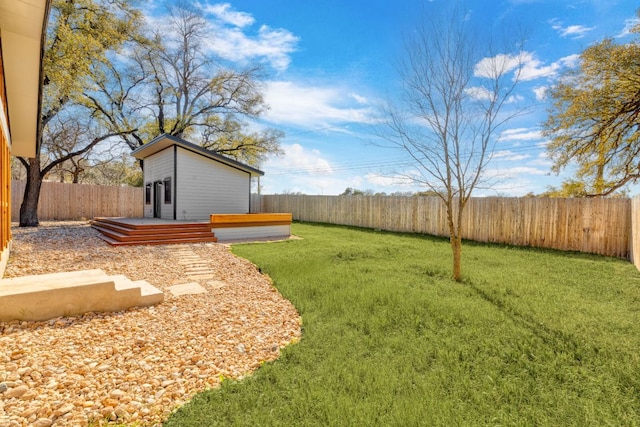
[131,134,265,177]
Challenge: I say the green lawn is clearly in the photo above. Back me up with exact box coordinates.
[164,222,640,426]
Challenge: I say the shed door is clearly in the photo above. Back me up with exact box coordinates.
[153,181,162,218]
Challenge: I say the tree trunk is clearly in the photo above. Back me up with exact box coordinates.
[451,234,462,282]
[19,157,43,227]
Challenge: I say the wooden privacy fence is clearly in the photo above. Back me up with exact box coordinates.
[11,181,143,221]
[7,185,640,263]
[253,194,632,259]
[631,195,640,270]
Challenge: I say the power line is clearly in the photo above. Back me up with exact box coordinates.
[265,142,549,177]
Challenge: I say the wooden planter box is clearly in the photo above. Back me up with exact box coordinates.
[210,213,292,241]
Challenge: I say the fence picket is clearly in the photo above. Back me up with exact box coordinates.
[10,186,639,261]
[11,181,143,221]
[253,194,633,259]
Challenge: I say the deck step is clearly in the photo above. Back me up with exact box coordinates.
[0,269,164,322]
[91,218,217,246]
[92,221,212,235]
[95,233,219,246]
[92,225,217,242]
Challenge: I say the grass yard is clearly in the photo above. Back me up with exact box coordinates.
[164,222,640,426]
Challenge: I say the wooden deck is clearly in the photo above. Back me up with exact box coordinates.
[91,217,218,246]
[92,214,293,245]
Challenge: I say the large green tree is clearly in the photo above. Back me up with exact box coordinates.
[17,0,143,226]
[18,1,283,226]
[543,15,640,197]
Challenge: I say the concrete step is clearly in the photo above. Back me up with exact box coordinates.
[110,275,164,306]
[0,269,107,294]
[0,269,164,322]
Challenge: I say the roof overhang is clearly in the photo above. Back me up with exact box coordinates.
[131,134,265,177]
[0,0,50,158]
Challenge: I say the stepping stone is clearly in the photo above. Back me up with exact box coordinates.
[186,273,216,280]
[185,267,213,272]
[167,282,207,296]
[178,258,202,263]
[207,281,226,289]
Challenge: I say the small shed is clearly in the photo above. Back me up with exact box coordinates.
[131,134,264,220]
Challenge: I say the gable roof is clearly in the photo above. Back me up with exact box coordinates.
[0,0,51,157]
[131,134,265,177]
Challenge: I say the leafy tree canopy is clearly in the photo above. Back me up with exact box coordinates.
[543,13,640,196]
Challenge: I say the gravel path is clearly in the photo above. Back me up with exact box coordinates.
[0,222,301,427]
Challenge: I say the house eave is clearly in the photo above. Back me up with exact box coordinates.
[0,0,50,158]
[131,134,265,177]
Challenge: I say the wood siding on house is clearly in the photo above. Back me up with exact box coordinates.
[0,44,11,277]
[175,147,250,220]
[142,147,174,219]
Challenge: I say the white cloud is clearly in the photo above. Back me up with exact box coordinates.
[491,150,530,162]
[199,2,255,27]
[349,93,369,105]
[506,94,524,104]
[511,166,548,176]
[474,180,537,197]
[559,54,581,68]
[365,172,416,187]
[559,25,596,39]
[260,146,426,195]
[264,143,334,176]
[476,165,550,196]
[516,53,581,82]
[531,151,553,167]
[533,86,548,101]
[519,52,561,81]
[487,166,548,179]
[549,19,596,39]
[144,2,297,71]
[617,16,640,38]
[498,128,542,142]
[202,24,298,71]
[465,86,523,103]
[465,86,493,101]
[474,51,577,83]
[474,53,523,78]
[263,81,377,127]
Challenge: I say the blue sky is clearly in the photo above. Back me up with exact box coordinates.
[154,0,639,195]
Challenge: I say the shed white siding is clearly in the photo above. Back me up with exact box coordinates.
[143,147,174,219]
[175,147,250,220]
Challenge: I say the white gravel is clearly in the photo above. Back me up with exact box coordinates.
[0,221,301,426]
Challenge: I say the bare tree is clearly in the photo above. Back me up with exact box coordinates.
[380,3,525,281]
[86,3,283,166]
